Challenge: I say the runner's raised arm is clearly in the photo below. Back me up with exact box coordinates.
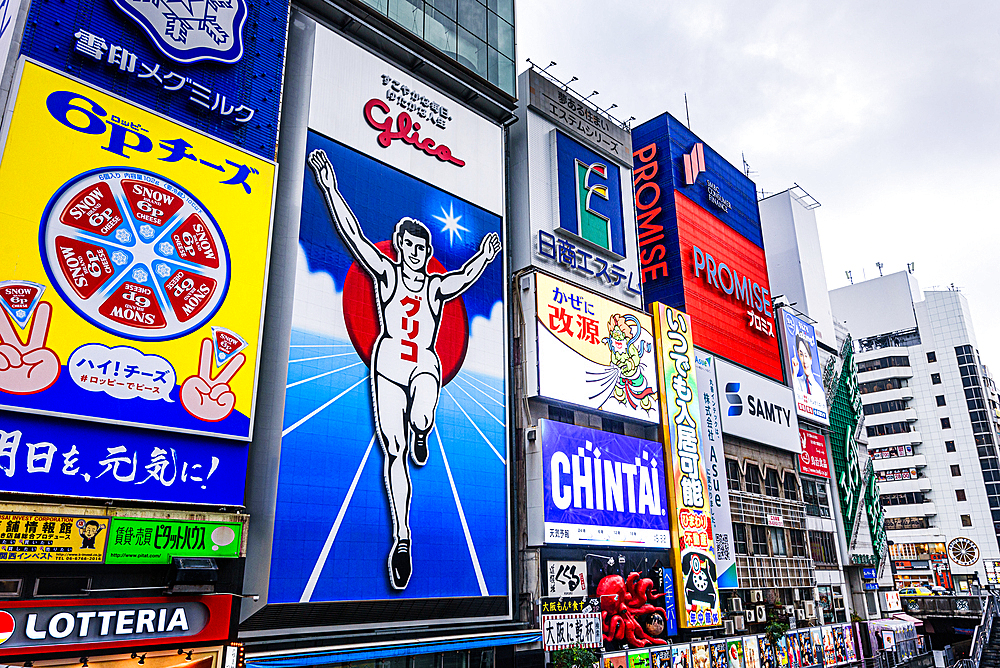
[308,149,392,282]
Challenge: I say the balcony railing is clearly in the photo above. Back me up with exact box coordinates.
[900,594,985,616]
[729,490,808,530]
[736,555,816,589]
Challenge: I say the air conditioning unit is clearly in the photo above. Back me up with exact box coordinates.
[724,619,735,635]
[751,590,764,603]
[745,609,756,623]
[796,609,807,621]
[756,604,766,620]
[730,597,744,613]
[784,605,795,615]
[805,601,816,618]
[735,616,746,631]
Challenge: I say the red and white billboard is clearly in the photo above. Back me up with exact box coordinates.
[674,193,783,381]
[799,429,830,478]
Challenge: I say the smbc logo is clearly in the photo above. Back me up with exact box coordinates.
[725,382,742,416]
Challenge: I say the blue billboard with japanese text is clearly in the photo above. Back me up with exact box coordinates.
[19,0,288,158]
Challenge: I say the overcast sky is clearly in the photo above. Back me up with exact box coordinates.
[518,1,1000,366]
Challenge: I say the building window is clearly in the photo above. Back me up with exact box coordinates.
[764,468,780,497]
[957,489,967,501]
[745,464,762,495]
[927,351,937,363]
[962,515,973,527]
[548,406,574,424]
[750,525,769,555]
[936,395,947,406]
[734,523,748,555]
[866,421,911,437]
[769,527,788,556]
[803,479,831,518]
[783,472,798,501]
[860,378,908,394]
[790,529,807,557]
[941,417,952,429]
[602,418,624,435]
[864,399,909,416]
[932,373,942,385]
[726,459,741,491]
[946,440,956,452]
[856,356,910,373]
[809,531,839,566]
[951,465,962,476]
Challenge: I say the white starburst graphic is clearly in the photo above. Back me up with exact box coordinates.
[433,203,468,246]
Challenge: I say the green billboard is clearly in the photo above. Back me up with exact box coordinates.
[104,518,243,564]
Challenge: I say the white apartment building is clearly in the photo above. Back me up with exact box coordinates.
[830,271,1000,592]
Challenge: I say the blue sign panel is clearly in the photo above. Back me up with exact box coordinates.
[630,113,762,309]
[269,132,508,602]
[20,0,288,158]
[864,582,879,591]
[555,131,625,257]
[0,410,247,505]
[662,567,678,637]
[862,567,878,580]
[540,419,670,546]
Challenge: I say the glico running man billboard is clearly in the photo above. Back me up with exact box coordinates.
[632,114,782,382]
[269,26,508,605]
[0,60,274,506]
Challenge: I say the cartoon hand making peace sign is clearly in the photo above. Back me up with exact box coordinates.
[180,338,246,422]
[0,302,60,395]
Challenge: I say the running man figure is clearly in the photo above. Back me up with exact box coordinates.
[308,149,501,590]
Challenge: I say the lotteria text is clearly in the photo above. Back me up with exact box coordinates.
[20,605,195,641]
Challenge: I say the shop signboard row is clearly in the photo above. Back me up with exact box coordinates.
[601,623,860,668]
[0,512,242,563]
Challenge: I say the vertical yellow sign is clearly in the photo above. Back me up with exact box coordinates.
[652,303,720,628]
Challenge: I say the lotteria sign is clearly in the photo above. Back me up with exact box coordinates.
[632,113,783,382]
[537,419,670,547]
[0,596,232,656]
[652,304,720,629]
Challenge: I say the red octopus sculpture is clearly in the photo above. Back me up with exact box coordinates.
[597,572,668,647]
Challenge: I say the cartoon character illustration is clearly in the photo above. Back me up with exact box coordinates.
[681,551,718,610]
[78,520,104,549]
[591,314,655,412]
[308,148,501,590]
[0,302,60,395]
[181,338,246,421]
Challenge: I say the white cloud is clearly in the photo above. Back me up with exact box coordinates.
[460,300,506,379]
[290,243,347,340]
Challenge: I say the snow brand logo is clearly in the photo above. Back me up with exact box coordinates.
[111,0,248,64]
[725,382,742,416]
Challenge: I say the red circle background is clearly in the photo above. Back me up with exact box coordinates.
[342,240,469,386]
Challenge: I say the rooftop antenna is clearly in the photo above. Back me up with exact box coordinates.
[876,262,884,276]
[845,270,853,285]
[684,93,691,128]
[907,262,915,273]
[742,153,757,179]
